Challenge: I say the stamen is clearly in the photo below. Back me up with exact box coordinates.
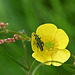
[45,41,53,49]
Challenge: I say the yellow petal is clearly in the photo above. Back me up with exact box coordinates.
[31,32,38,51]
[52,49,71,66]
[55,29,69,49]
[32,50,52,65]
[36,23,57,41]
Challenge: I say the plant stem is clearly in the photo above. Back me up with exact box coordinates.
[0,47,28,71]
[28,60,36,75]
[0,30,31,41]
[22,40,30,71]
[62,64,75,74]
[0,30,31,72]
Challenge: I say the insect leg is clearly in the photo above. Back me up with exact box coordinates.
[41,41,44,46]
[36,43,39,48]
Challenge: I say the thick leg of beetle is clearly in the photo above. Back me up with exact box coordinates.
[36,43,39,48]
[41,41,44,46]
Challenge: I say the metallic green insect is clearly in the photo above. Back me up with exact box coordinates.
[33,34,44,51]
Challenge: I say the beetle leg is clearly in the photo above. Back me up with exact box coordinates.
[41,41,44,46]
[36,43,39,48]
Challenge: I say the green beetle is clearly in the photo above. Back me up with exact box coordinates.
[33,34,44,51]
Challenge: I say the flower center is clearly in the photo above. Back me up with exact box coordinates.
[45,41,53,49]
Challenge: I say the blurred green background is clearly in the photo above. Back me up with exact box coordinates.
[0,0,75,75]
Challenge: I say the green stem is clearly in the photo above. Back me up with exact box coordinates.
[62,64,75,74]
[22,40,30,71]
[0,29,31,72]
[28,60,36,75]
[9,56,29,71]
[0,30,31,41]
[0,47,28,71]
[31,61,75,75]
[31,61,62,75]
[32,63,42,75]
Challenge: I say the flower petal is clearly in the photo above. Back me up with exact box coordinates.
[55,29,69,49]
[36,23,57,40]
[52,49,71,66]
[32,50,52,65]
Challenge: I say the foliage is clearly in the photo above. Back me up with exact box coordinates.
[0,0,75,75]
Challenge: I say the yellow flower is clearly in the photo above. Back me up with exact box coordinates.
[31,23,71,66]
